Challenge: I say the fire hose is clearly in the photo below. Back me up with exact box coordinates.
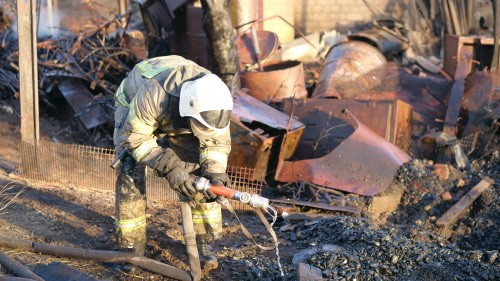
[196,177,285,275]
[194,177,278,252]
[194,177,269,209]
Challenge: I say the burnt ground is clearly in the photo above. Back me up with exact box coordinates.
[0,109,499,281]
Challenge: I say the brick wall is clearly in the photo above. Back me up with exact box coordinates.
[293,0,396,35]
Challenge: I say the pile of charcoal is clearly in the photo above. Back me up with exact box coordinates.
[289,216,499,281]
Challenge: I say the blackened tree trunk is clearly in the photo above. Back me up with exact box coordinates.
[200,0,239,89]
[492,0,500,71]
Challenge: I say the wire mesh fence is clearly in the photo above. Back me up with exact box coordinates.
[19,140,265,210]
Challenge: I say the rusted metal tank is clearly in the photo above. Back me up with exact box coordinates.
[312,41,387,98]
[240,60,308,103]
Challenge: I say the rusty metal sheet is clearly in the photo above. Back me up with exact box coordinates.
[240,60,308,102]
[58,78,111,130]
[276,113,410,196]
[282,99,412,154]
[228,89,305,180]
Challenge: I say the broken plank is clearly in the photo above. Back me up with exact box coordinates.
[269,198,360,214]
[436,177,493,228]
[297,262,323,281]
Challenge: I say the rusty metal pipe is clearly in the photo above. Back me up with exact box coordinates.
[0,237,192,281]
[0,250,43,281]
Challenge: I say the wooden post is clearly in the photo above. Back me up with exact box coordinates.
[118,0,128,28]
[17,0,39,145]
[47,0,53,32]
[118,0,128,15]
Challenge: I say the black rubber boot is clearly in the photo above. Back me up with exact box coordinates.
[196,235,218,270]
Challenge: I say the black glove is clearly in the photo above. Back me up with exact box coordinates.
[151,149,199,177]
[204,172,231,187]
[200,172,231,202]
[165,166,197,197]
[151,149,198,197]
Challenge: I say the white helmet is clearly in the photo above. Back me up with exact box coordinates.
[179,74,233,131]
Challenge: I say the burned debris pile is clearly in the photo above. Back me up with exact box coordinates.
[0,12,141,144]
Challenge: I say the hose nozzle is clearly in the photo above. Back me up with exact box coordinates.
[194,177,269,209]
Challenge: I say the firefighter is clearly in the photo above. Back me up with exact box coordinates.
[113,55,233,269]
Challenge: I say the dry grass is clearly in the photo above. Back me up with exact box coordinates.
[0,182,24,214]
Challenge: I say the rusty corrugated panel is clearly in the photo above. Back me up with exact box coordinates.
[281,99,412,155]
[240,60,308,102]
[58,79,111,130]
[228,89,304,180]
[312,41,387,98]
[276,113,410,196]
